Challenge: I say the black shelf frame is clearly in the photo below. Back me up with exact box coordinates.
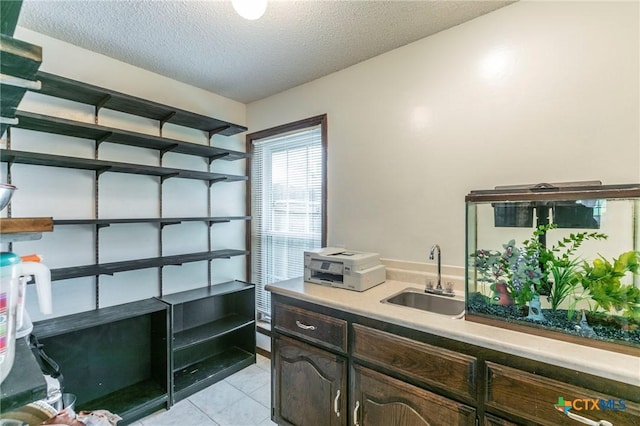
[0,23,42,136]
[32,298,169,338]
[31,298,171,424]
[53,216,251,227]
[173,346,254,402]
[158,281,256,403]
[50,249,249,281]
[1,78,41,128]
[14,111,249,161]
[1,83,28,117]
[80,379,168,424]
[34,71,247,136]
[159,280,255,304]
[0,33,42,81]
[0,149,247,183]
[7,66,254,414]
[1,0,23,37]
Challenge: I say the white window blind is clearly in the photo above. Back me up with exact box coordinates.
[251,125,324,317]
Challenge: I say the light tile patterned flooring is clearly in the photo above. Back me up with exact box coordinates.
[131,354,275,426]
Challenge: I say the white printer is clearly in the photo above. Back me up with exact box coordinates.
[304,247,386,291]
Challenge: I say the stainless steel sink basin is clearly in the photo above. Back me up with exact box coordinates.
[381,288,465,317]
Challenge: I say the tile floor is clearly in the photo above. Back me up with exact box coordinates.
[131,354,275,426]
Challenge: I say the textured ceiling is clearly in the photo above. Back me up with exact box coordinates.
[18,0,514,103]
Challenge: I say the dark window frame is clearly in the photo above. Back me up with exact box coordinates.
[245,114,328,285]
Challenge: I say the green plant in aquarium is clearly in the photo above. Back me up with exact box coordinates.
[505,240,544,306]
[472,224,607,310]
[522,224,608,311]
[577,251,640,321]
[471,247,509,303]
[471,240,543,307]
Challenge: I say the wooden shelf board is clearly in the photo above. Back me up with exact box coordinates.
[35,71,247,136]
[77,379,168,422]
[1,83,28,117]
[0,149,247,182]
[173,347,254,396]
[53,216,250,226]
[173,314,255,351]
[159,280,254,305]
[0,34,42,80]
[32,298,168,339]
[50,249,249,281]
[15,110,248,161]
[0,217,53,234]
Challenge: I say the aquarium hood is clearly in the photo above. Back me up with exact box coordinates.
[466,181,640,229]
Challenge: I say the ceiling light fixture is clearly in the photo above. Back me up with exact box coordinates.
[232,0,267,20]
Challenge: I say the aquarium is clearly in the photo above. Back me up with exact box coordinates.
[465,182,640,355]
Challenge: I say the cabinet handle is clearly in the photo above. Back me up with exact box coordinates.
[353,401,360,426]
[295,320,316,331]
[565,410,612,426]
[334,389,341,417]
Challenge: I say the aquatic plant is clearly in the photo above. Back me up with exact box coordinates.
[472,239,543,306]
[472,224,607,310]
[578,251,640,321]
[522,224,608,312]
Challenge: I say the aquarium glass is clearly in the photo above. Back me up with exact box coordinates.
[465,183,640,353]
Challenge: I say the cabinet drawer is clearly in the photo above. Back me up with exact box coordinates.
[273,302,347,353]
[483,413,519,426]
[486,361,640,426]
[352,323,477,401]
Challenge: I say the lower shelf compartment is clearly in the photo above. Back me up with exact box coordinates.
[173,346,255,401]
[78,379,168,423]
[174,315,255,351]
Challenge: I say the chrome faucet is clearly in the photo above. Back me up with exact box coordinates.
[428,244,442,292]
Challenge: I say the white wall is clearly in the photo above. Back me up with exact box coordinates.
[2,28,248,320]
[4,1,640,319]
[247,1,640,270]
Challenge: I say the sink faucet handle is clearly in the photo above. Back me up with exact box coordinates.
[426,280,434,290]
[446,282,454,292]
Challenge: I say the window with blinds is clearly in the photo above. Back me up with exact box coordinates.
[249,115,327,319]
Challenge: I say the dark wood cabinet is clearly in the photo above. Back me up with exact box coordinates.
[483,413,519,426]
[485,361,640,426]
[352,364,476,426]
[273,301,347,353]
[352,323,477,403]
[272,334,347,426]
[270,293,639,426]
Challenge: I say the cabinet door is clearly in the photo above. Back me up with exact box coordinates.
[352,364,476,426]
[486,361,640,426]
[273,334,347,426]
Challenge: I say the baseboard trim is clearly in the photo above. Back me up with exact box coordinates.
[256,346,271,359]
[257,322,272,337]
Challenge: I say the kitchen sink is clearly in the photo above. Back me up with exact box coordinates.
[381,288,465,317]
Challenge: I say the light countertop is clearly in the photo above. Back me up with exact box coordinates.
[266,277,640,387]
